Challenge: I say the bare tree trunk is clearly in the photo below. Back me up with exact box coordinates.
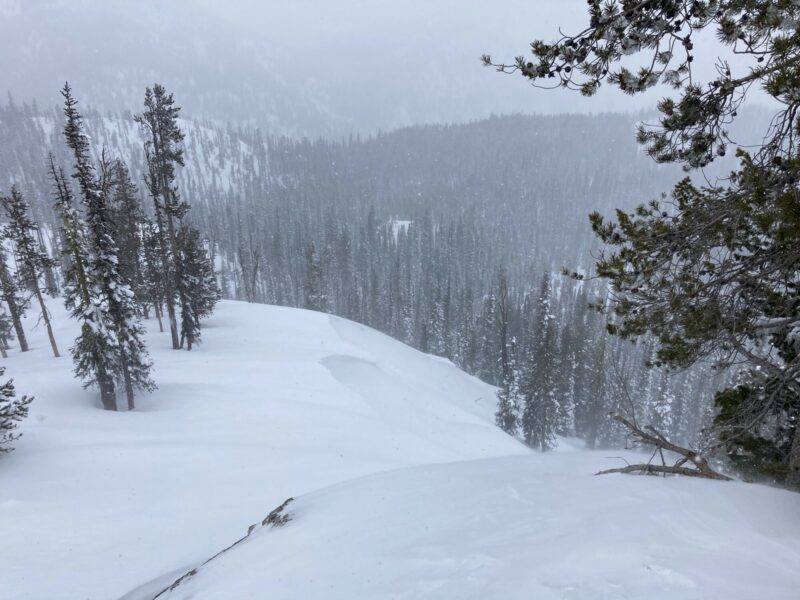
[786,424,800,491]
[154,301,164,332]
[122,365,135,411]
[0,338,7,358]
[158,214,180,350]
[34,287,60,357]
[98,371,117,411]
[0,253,28,352]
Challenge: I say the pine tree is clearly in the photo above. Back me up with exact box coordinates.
[494,269,520,434]
[136,84,187,350]
[486,0,800,488]
[176,224,220,349]
[0,366,33,453]
[0,245,28,352]
[304,242,327,312]
[50,155,92,319]
[61,83,154,410]
[108,161,145,307]
[495,345,520,435]
[519,278,559,451]
[0,311,14,358]
[140,217,166,330]
[1,186,60,357]
[37,226,60,298]
[532,275,560,450]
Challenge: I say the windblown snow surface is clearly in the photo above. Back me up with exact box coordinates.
[1,301,799,600]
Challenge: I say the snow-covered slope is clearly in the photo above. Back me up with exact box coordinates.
[1,301,799,600]
[133,453,800,600]
[0,301,523,600]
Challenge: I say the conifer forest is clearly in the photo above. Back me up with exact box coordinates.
[1,2,799,599]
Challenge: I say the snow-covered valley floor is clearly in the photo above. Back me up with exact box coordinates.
[2,301,799,599]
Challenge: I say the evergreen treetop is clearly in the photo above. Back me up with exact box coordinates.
[486,0,800,487]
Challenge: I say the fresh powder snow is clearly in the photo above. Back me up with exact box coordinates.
[1,301,799,600]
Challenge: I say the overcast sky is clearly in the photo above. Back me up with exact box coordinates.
[0,0,768,134]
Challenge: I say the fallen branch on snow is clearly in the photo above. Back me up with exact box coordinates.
[595,413,732,482]
[152,497,294,599]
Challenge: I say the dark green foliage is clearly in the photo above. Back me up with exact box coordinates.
[1,186,60,357]
[714,384,797,484]
[495,368,520,436]
[0,366,32,453]
[304,242,327,312]
[519,276,559,451]
[61,83,154,410]
[136,84,185,349]
[108,161,145,305]
[140,217,167,326]
[1,186,55,293]
[0,245,28,352]
[489,0,800,489]
[136,84,216,350]
[494,270,520,435]
[1,98,727,451]
[176,224,220,349]
[0,311,14,357]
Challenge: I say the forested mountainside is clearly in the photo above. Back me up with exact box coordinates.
[0,99,733,449]
[0,0,623,137]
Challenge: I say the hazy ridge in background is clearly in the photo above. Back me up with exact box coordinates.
[0,0,748,137]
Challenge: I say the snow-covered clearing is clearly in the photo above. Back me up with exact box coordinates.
[1,300,799,599]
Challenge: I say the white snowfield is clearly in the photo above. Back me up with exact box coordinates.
[1,301,799,600]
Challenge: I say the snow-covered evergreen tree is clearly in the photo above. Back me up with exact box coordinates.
[140,217,166,330]
[176,224,220,349]
[108,161,145,308]
[136,84,186,349]
[0,245,28,353]
[61,83,154,410]
[304,242,327,312]
[136,84,215,350]
[0,366,32,453]
[0,311,14,358]
[495,345,520,435]
[519,277,559,451]
[494,270,520,435]
[1,186,60,357]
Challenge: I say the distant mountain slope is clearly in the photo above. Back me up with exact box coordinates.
[0,300,525,600]
[0,0,662,136]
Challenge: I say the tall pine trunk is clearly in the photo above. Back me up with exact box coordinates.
[37,227,59,297]
[122,365,135,411]
[153,301,164,332]
[33,287,59,357]
[155,209,179,349]
[98,369,117,411]
[787,423,800,491]
[0,255,28,352]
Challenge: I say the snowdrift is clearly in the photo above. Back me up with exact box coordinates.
[137,453,800,600]
[1,300,799,600]
[0,300,523,600]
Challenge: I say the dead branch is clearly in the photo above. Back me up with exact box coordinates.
[596,413,732,481]
[152,497,294,599]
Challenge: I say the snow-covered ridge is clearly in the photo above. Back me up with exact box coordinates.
[0,300,524,600]
[135,452,800,600]
[1,301,799,600]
